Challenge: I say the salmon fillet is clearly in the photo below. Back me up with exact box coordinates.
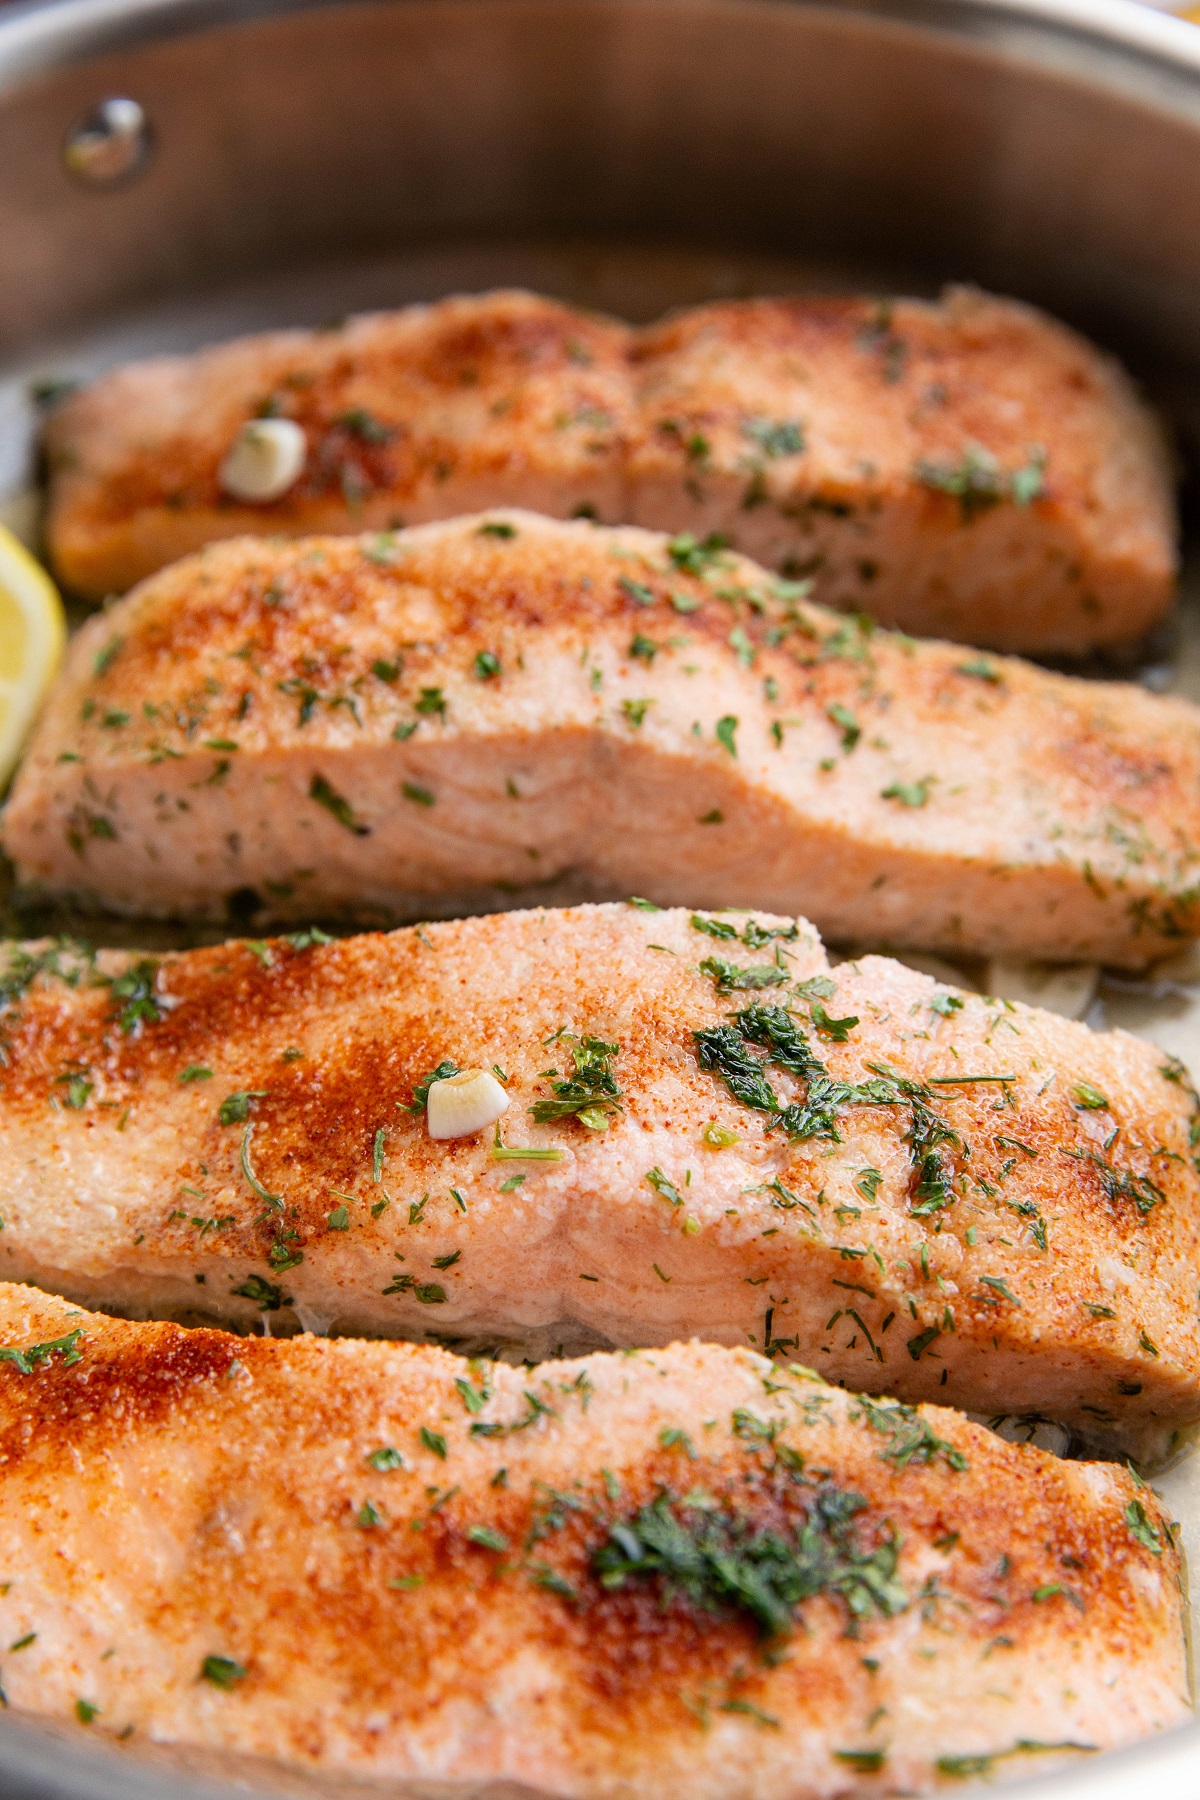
[44,291,637,604]
[0,903,1196,1458]
[42,287,1175,657]
[0,1285,1185,1796]
[7,512,1199,966]
[626,288,1175,656]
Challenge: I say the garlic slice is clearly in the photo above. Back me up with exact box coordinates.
[218,419,307,503]
[427,1068,510,1139]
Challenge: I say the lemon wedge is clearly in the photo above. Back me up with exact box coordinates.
[0,525,66,789]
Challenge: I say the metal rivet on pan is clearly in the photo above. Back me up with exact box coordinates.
[63,98,153,186]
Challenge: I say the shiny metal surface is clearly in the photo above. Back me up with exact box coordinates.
[2,0,1200,1792]
[4,0,1200,372]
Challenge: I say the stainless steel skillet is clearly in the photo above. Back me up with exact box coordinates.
[3,0,1200,1790]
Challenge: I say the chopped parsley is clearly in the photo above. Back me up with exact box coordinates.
[914,444,1047,520]
[1071,1080,1109,1111]
[107,960,165,1034]
[699,956,788,994]
[455,1376,489,1414]
[230,1274,289,1311]
[691,914,739,941]
[978,1274,1021,1306]
[1011,451,1047,504]
[469,1389,558,1440]
[1124,1499,1163,1555]
[743,418,804,458]
[694,1011,965,1208]
[743,919,799,949]
[619,576,656,607]
[907,1325,940,1361]
[728,625,755,667]
[218,1089,267,1126]
[702,1122,740,1148]
[337,407,394,443]
[809,1001,858,1042]
[1063,1148,1163,1216]
[936,1743,1095,1779]
[882,777,932,808]
[691,915,798,951]
[529,1037,622,1131]
[956,656,1000,683]
[827,702,860,751]
[851,1397,967,1471]
[593,1483,906,1637]
[200,1656,247,1690]
[667,532,728,574]
[646,1167,684,1208]
[0,940,93,1029]
[415,687,446,719]
[467,1524,509,1551]
[287,926,332,952]
[834,1751,885,1773]
[0,1329,84,1375]
[57,1069,92,1110]
[310,774,369,835]
[239,1124,282,1208]
[694,1022,781,1115]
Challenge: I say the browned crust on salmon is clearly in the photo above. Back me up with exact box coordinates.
[0,1284,1185,1796]
[0,905,1195,1454]
[6,514,1199,964]
[42,287,1175,656]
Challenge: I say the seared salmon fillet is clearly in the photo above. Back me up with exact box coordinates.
[626,288,1175,656]
[42,287,1174,657]
[0,1286,1185,1795]
[43,291,636,604]
[7,512,1200,966]
[0,904,1196,1456]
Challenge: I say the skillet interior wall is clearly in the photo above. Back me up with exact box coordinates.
[5,0,1200,385]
